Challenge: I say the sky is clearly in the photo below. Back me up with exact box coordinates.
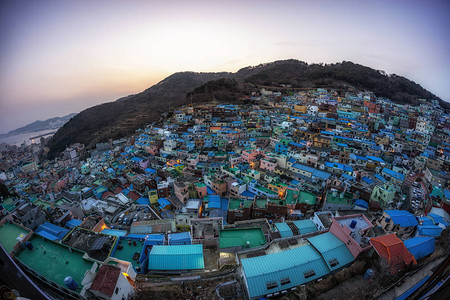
[1,0,449,133]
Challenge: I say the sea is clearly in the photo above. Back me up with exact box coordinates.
[0,129,56,146]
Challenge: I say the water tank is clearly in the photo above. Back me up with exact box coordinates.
[64,276,78,291]
[385,217,391,223]
[363,269,374,280]
[246,241,250,248]
[350,220,357,229]
[26,241,33,250]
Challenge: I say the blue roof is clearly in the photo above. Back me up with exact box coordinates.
[292,219,318,234]
[137,197,150,206]
[157,197,171,208]
[275,223,293,237]
[292,163,316,173]
[342,173,354,181]
[242,190,256,198]
[307,232,355,272]
[375,174,387,182]
[241,244,330,298]
[145,234,165,243]
[427,213,450,226]
[417,225,443,237]
[382,168,405,181]
[385,210,418,227]
[355,199,369,209]
[312,169,331,180]
[168,232,191,245]
[208,195,221,209]
[35,222,69,241]
[403,237,435,260]
[65,219,82,229]
[145,168,156,174]
[148,245,204,270]
[101,229,127,237]
[361,176,374,184]
[419,216,434,226]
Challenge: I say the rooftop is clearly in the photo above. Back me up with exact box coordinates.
[15,235,94,292]
[219,227,266,249]
[111,237,145,268]
[0,221,29,253]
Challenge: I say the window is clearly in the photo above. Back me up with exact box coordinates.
[329,259,339,268]
[266,281,278,290]
[303,270,316,279]
[280,278,291,285]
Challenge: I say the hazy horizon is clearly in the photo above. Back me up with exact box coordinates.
[1,0,449,133]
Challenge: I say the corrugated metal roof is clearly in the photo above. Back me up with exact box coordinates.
[148,245,204,270]
[275,223,293,237]
[404,237,435,260]
[385,210,418,227]
[417,225,443,237]
[307,232,354,272]
[292,219,317,234]
[241,244,329,298]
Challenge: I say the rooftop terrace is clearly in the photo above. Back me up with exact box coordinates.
[15,235,94,293]
[219,227,266,249]
[0,222,29,253]
[112,237,145,269]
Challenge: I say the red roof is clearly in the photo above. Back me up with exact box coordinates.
[370,234,416,274]
[90,265,121,296]
[127,191,140,201]
[101,191,115,199]
[115,187,124,194]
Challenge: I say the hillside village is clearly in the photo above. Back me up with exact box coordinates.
[0,87,449,300]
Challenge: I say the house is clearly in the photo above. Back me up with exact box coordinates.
[329,214,373,258]
[370,183,396,208]
[369,233,416,274]
[89,265,135,300]
[148,245,204,271]
[376,210,418,240]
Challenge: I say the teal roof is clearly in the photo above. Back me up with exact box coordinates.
[275,223,293,237]
[148,245,204,270]
[293,219,318,234]
[307,232,354,272]
[241,244,329,298]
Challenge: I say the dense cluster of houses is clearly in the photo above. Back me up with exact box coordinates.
[0,87,449,299]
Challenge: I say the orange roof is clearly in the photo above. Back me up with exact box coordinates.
[370,234,416,274]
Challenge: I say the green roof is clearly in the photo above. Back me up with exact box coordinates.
[298,191,317,205]
[219,227,266,249]
[112,238,144,268]
[285,189,298,205]
[255,199,268,208]
[326,192,352,205]
[0,222,29,253]
[15,235,94,292]
[228,199,253,210]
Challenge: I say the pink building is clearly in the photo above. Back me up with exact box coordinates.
[260,157,278,172]
[195,183,207,199]
[145,146,159,155]
[329,214,373,258]
[241,149,259,162]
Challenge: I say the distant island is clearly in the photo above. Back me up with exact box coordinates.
[0,113,76,138]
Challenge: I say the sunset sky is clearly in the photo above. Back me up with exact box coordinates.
[1,0,449,133]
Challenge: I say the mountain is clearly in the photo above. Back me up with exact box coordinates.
[46,60,445,158]
[0,113,76,138]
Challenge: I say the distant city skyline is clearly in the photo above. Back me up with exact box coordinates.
[1,0,449,133]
